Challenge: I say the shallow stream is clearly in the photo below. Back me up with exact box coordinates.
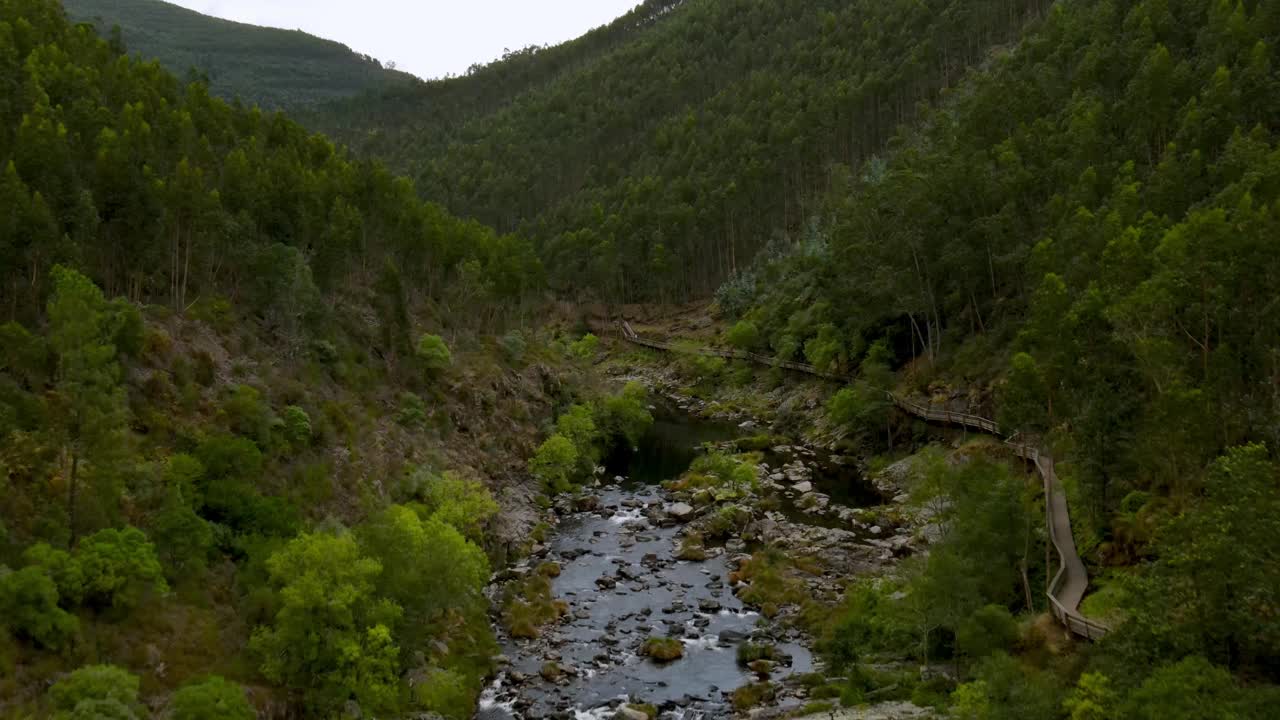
[478,404,884,719]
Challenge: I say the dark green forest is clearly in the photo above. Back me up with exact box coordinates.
[314,0,1057,302]
[4,0,1280,717]
[62,0,415,110]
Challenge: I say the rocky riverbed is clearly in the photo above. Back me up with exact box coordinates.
[478,400,934,719]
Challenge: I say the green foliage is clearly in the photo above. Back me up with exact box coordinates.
[640,636,684,662]
[222,386,272,445]
[726,320,761,351]
[1120,656,1237,720]
[950,653,1063,720]
[169,676,254,720]
[0,566,79,648]
[396,392,429,427]
[529,434,579,493]
[75,526,167,610]
[678,452,757,495]
[62,0,413,110]
[416,334,453,375]
[151,491,214,579]
[599,382,654,447]
[956,604,1018,661]
[1063,672,1117,720]
[357,505,489,628]
[567,333,599,360]
[1108,444,1280,672]
[23,543,85,605]
[48,665,141,720]
[280,405,312,448]
[412,471,499,543]
[249,531,401,716]
[46,266,129,542]
[412,666,473,719]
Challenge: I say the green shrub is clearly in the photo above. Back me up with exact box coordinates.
[280,405,312,447]
[414,471,499,543]
[152,491,215,579]
[48,665,142,720]
[501,573,566,638]
[730,681,776,710]
[196,436,263,483]
[568,333,599,360]
[726,320,761,351]
[640,636,684,662]
[529,434,579,493]
[397,391,429,427]
[0,566,79,648]
[416,334,452,375]
[956,604,1018,660]
[75,527,168,610]
[599,382,654,447]
[413,666,473,719]
[735,642,778,666]
[222,385,272,444]
[676,533,707,561]
[169,676,254,720]
[23,543,85,604]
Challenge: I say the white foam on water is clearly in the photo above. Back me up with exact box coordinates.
[609,507,645,524]
[680,634,722,651]
[718,608,759,618]
[477,674,516,713]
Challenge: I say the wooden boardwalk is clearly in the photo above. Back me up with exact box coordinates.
[616,321,1109,639]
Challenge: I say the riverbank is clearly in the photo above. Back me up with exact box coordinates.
[478,345,948,717]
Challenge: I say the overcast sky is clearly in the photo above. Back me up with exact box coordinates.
[167,1,640,80]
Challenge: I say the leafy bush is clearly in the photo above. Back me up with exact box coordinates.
[501,573,566,639]
[280,405,312,447]
[567,333,599,360]
[151,491,215,579]
[222,385,272,444]
[599,382,654,447]
[726,320,761,351]
[730,681,776,711]
[413,666,473,719]
[640,636,684,662]
[396,391,429,427]
[0,566,79,648]
[75,527,168,610]
[358,506,490,625]
[48,665,141,720]
[413,471,499,543]
[529,434,579,493]
[803,324,844,372]
[196,436,263,484]
[169,676,254,720]
[956,604,1018,660]
[250,532,401,716]
[23,543,85,604]
[416,334,452,374]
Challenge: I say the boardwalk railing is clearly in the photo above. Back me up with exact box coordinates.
[616,320,1110,639]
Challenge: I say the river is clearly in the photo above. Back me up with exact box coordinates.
[478,402,886,719]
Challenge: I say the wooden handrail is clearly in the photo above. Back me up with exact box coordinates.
[614,320,1109,639]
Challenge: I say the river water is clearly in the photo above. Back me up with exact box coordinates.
[478,404,881,719]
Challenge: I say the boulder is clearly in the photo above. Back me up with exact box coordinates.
[666,502,696,521]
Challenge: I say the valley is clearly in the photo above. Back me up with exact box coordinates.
[3,0,1280,718]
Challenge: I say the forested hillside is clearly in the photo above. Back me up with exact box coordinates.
[314,0,1055,302]
[0,1,576,717]
[715,0,1280,713]
[62,0,415,109]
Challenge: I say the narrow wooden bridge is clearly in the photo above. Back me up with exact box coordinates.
[616,321,1109,640]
